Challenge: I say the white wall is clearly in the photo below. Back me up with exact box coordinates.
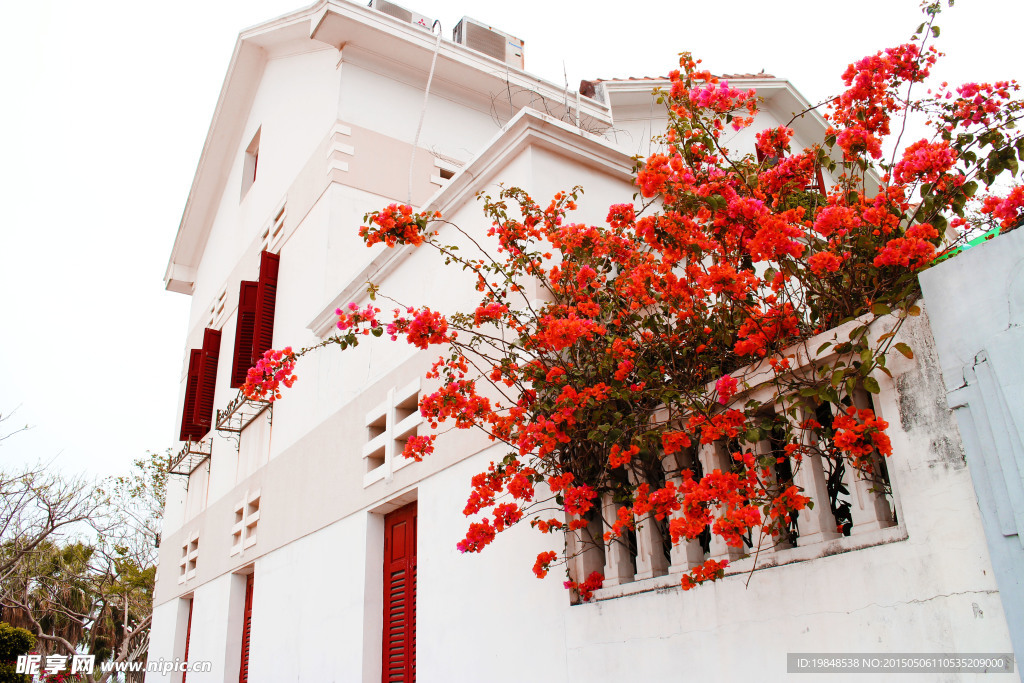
[920,227,1024,664]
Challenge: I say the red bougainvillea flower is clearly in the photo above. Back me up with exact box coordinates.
[533,551,558,578]
[832,406,892,472]
[359,204,438,247]
[564,571,604,602]
[242,347,297,402]
[680,559,729,591]
[715,374,738,405]
[981,186,1024,229]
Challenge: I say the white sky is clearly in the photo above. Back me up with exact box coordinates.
[0,0,1021,478]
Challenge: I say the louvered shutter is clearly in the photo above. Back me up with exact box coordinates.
[807,164,827,193]
[252,251,279,367]
[182,599,193,683]
[231,281,259,387]
[239,573,254,683]
[179,350,203,442]
[382,502,417,683]
[193,328,222,431]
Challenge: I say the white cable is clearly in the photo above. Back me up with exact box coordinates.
[409,21,443,205]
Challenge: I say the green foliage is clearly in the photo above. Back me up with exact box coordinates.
[0,622,34,683]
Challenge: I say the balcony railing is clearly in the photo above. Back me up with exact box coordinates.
[566,319,906,601]
[216,391,272,436]
[169,439,212,476]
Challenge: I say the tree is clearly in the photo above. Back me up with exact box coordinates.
[244,1,1023,596]
[0,446,167,681]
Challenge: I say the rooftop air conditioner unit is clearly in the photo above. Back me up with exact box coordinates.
[453,17,524,69]
[367,0,434,32]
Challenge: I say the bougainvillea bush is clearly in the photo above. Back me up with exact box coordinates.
[244,3,1024,597]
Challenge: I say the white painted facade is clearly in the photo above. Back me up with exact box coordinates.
[920,227,1024,664]
[149,2,1017,681]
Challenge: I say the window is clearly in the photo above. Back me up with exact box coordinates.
[241,127,261,199]
[179,329,221,441]
[178,533,199,584]
[208,286,227,329]
[382,502,416,683]
[430,156,461,187]
[230,251,280,388]
[231,489,261,555]
[363,380,423,486]
[259,205,286,254]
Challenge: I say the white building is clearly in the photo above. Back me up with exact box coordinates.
[148,1,1018,681]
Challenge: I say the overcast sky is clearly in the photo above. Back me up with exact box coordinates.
[1,0,1021,478]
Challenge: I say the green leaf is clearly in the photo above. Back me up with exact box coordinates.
[931,25,940,37]
[864,376,881,394]
[816,341,833,355]
[371,327,383,337]
[894,342,914,359]
[871,303,891,316]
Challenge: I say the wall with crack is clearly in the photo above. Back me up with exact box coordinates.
[921,225,1024,665]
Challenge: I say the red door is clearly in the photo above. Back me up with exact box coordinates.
[182,599,193,683]
[382,502,417,683]
[239,574,254,683]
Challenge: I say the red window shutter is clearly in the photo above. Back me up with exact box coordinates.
[193,328,222,431]
[182,598,193,683]
[179,350,203,442]
[382,502,417,683]
[230,281,259,387]
[808,164,827,193]
[252,251,280,366]
[239,574,254,683]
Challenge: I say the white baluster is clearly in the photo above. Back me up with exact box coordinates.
[663,451,706,573]
[600,491,635,587]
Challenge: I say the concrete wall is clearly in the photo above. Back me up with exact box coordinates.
[920,226,1024,664]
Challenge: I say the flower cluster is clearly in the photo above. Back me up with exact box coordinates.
[336,302,381,333]
[359,204,438,247]
[832,406,892,472]
[679,559,729,591]
[402,434,436,462]
[981,186,1024,229]
[564,571,604,602]
[242,347,297,402]
[533,551,558,578]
